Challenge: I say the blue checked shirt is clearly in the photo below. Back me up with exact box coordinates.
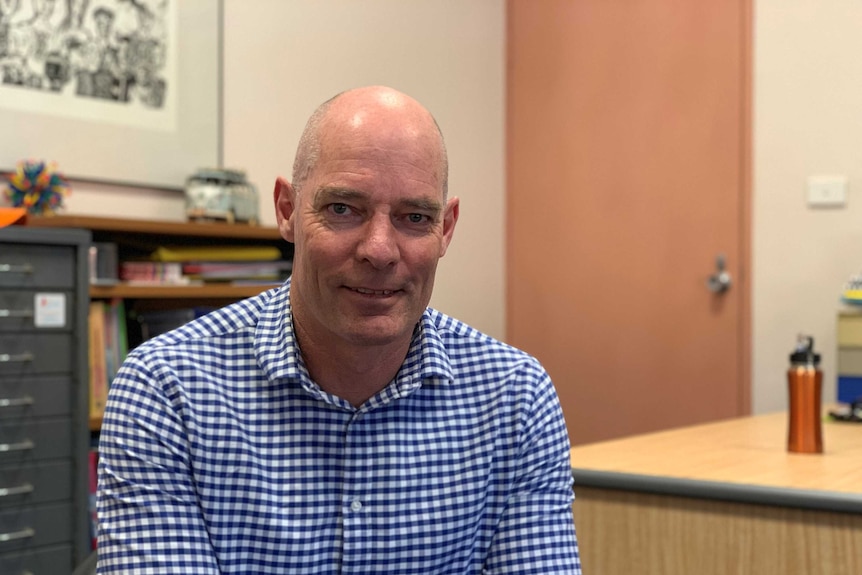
[97,280,581,574]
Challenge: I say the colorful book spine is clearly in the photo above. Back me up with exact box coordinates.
[120,261,185,283]
[88,302,108,420]
[150,245,282,262]
[89,449,99,549]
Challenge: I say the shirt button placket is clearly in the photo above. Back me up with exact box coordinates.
[342,411,370,572]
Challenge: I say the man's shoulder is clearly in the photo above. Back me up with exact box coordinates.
[420,308,556,407]
[423,307,539,365]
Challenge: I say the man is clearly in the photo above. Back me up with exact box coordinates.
[97,86,581,574]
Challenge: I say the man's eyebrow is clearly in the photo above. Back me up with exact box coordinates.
[312,187,366,208]
[400,197,443,214]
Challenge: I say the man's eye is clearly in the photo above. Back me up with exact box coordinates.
[407,213,430,224]
[329,203,352,216]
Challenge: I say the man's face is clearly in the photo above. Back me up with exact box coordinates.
[276,108,458,352]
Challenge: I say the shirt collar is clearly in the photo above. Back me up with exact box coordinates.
[255,279,454,398]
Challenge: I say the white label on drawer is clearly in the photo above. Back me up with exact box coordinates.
[34,293,66,328]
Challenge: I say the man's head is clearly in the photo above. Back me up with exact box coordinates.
[291,89,449,199]
[275,86,459,353]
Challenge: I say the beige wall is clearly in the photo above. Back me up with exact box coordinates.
[43,0,862,415]
[753,1,862,412]
[64,0,506,340]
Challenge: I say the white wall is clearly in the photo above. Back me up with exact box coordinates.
[47,0,862,414]
[753,0,862,412]
[222,0,506,338]
[64,0,506,340]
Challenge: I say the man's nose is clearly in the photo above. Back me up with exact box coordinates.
[356,215,399,268]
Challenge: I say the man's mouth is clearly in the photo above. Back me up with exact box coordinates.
[349,287,397,296]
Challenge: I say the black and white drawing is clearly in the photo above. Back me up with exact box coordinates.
[0,0,170,108]
[0,0,213,189]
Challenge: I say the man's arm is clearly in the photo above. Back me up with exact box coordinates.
[96,354,220,574]
[484,370,582,574]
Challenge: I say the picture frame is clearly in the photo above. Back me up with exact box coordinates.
[0,0,221,190]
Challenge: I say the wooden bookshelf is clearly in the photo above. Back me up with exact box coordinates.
[27,214,292,299]
[26,215,292,431]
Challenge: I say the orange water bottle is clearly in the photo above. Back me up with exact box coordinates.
[787,335,823,454]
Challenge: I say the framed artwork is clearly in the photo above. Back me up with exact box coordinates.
[0,0,220,190]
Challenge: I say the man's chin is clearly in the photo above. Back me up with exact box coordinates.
[342,318,415,348]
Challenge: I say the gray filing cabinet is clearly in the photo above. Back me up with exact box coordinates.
[0,226,91,573]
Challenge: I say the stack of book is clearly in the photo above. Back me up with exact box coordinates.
[119,261,187,284]
[88,299,128,421]
[120,245,292,286]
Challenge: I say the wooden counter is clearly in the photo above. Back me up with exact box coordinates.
[570,411,862,574]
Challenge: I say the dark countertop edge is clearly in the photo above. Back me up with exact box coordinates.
[571,468,862,515]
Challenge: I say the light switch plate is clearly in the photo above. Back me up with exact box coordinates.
[807,175,847,207]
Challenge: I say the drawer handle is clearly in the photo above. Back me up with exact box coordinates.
[0,439,34,453]
[0,396,34,408]
[0,352,34,363]
[0,482,34,497]
[0,309,34,319]
[0,526,35,543]
[0,263,33,274]
[0,395,35,408]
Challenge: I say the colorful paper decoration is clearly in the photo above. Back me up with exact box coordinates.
[4,160,71,215]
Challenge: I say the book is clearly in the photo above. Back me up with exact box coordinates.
[103,299,128,385]
[88,449,99,549]
[150,245,282,262]
[88,302,109,420]
[120,261,185,283]
[103,302,115,387]
[181,260,292,281]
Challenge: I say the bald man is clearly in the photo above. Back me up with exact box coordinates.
[97,86,581,574]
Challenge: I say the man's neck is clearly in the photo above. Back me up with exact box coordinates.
[296,329,412,408]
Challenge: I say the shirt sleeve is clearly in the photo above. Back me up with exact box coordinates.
[483,367,582,574]
[96,352,221,574]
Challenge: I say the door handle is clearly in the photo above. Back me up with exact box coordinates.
[707,254,732,294]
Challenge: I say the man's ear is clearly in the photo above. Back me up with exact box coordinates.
[439,196,459,257]
[274,177,297,242]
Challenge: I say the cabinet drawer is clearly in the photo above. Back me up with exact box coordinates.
[0,419,72,465]
[0,544,72,575]
[0,376,72,418]
[0,244,75,289]
[0,291,74,332]
[0,503,72,555]
[0,460,73,507]
[0,335,72,376]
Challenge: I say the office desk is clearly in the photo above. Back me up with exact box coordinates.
[570,411,862,575]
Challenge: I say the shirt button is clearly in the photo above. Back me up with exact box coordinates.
[350,500,363,512]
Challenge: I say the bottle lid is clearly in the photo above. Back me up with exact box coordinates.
[790,334,821,365]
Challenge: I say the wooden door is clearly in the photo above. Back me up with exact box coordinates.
[507,0,751,445]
